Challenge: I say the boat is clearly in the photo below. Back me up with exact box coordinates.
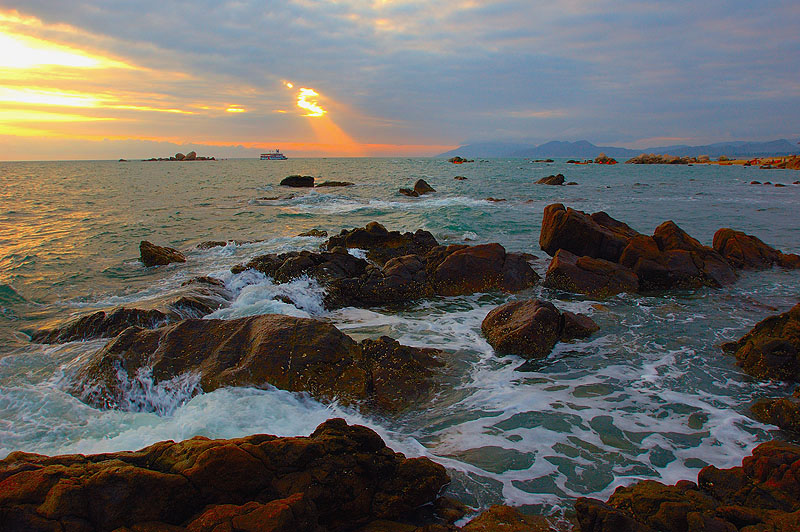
[260,149,287,160]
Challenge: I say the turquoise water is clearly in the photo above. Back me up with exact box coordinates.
[1,158,799,514]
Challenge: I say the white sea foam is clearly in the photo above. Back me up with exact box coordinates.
[206,273,327,319]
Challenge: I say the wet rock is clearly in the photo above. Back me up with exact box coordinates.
[576,440,800,532]
[713,228,800,269]
[0,418,449,532]
[566,181,579,185]
[721,303,800,381]
[454,176,468,180]
[139,240,186,267]
[535,174,565,185]
[197,239,256,249]
[486,197,506,202]
[750,180,762,185]
[234,247,368,282]
[325,222,439,265]
[752,390,800,433]
[280,175,315,187]
[299,229,328,237]
[431,244,539,297]
[399,188,419,197]
[30,277,232,344]
[543,249,639,297]
[316,180,354,187]
[540,204,638,262]
[72,314,443,414]
[414,179,435,195]
[461,505,554,531]
[449,156,474,163]
[619,221,737,290]
[481,299,598,359]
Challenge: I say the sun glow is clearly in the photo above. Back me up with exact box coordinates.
[0,32,130,70]
[297,88,326,117]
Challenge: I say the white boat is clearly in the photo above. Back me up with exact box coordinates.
[260,149,288,160]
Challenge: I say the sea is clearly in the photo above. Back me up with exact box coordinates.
[1,157,798,515]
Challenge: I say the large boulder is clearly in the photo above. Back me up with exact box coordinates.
[539,204,639,262]
[576,440,800,532]
[139,240,186,267]
[721,303,800,381]
[30,277,233,344]
[619,221,737,290]
[0,418,449,532]
[752,390,800,434]
[414,179,435,195]
[481,299,598,359]
[280,175,315,187]
[72,314,443,414]
[535,174,565,185]
[325,222,439,265]
[543,249,639,297]
[430,243,540,296]
[713,228,800,270]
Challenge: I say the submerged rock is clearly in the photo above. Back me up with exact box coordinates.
[481,299,598,359]
[399,187,419,197]
[72,314,443,414]
[30,277,232,344]
[139,240,186,267]
[316,180,354,187]
[713,228,800,269]
[0,418,449,532]
[280,174,315,187]
[576,440,800,532]
[721,303,800,381]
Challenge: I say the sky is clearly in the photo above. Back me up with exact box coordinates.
[1,0,799,160]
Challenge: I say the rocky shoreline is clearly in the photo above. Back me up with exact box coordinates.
[16,194,800,530]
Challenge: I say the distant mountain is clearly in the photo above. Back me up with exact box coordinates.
[437,138,800,159]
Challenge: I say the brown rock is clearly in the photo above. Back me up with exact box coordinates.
[721,303,800,381]
[535,174,565,185]
[325,222,439,265]
[461,505,554,531]
[139,241,186,267]
[0,419,449,532]
[543,249,639,297]
[414,179,435,195]
[315,181,354,187]
[399,188,419,197]
[280,175,315,187]
[539,204,639,262]
[184,151,197,161]
[481,299,598,359]
[752,393,800,433]
[431,244,539,296]
[713,228,800,270]
[299,229,328,237]
[454,176,467,180]
[72,314,443,414]
[594,153,618,165]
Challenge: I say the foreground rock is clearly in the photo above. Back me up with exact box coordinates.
[0,418,450,532]
[540,204,738,294]
[280,174,315,187]
[752,389,800,434]
[576,439,800,532]
[544,249,638,297]
[713,228,800,270]
[482,299,598,359]
[325,222,438,264]
[460,505,554,531]
[535,173,565,185]
[30,277,232,344]
[139,240,186,267]
[73,314,443,414]
[721,303,800,382]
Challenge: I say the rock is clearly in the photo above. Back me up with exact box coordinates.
[197,239,256,249]
[566,181,578,185]
[481,299,598,359]
[280,175,315,187]
[752,391,800,433]
[448,156,474,163]
[713,228,800,269]
[454,176,468,180]
[575,440,800,532]
[139,240,186,267]
[316,181,354,187]
[325,222,439,265]
[750,180,762,184]
[539,204,639,262]
[235,248,368,284]
[594,153,618,165]
[461,505,554,531]
[486,197,506,202]
[175,152,185,160]
[431,244,540,297]
[414,179,435,195]
[619,221,737,290]
[0,418,449,532]
[118,158,127,162]
[184,151,197,161]
[543,249,639,297]
[535,174,565,185]
[299,229,328,237]
[399,188,419,197]
[73,314,443,414]
[30,277,232,344]
[721,303,800,381]
[625,153,697,164]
